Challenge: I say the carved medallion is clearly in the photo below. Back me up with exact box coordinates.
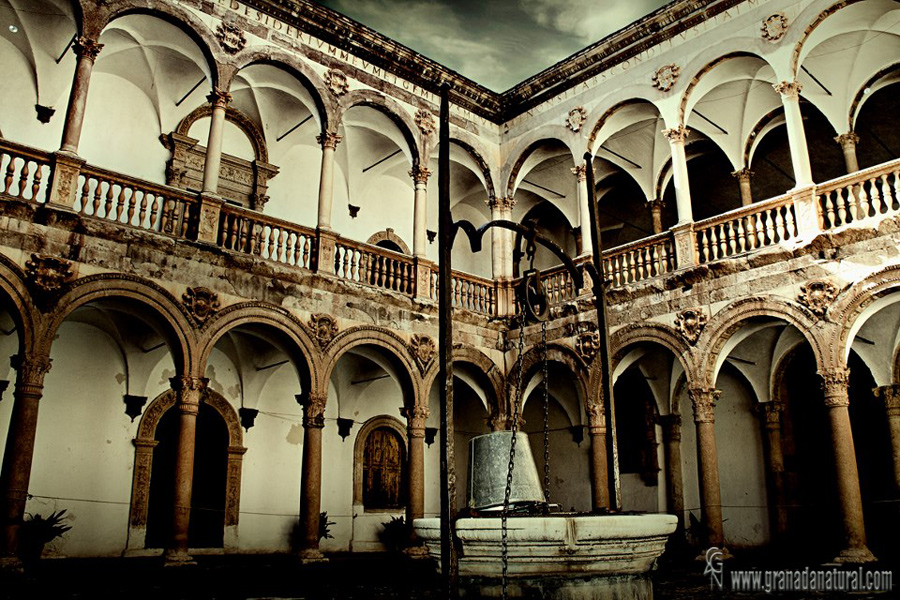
[415,109,435,136]
[674,308,706,345]
[797,280,837,318]
[182,287,220,325]
[409,334,436,372]
[308,313,339,348]
[565,107,587,132]
[25,254,73,295]
[761,13,788,42]
[215,23,246,54]
[652,64,680,92]
[324,69,349,97]
[575,331,601,363]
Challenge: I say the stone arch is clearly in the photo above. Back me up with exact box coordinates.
[0,253,38,356]
[339,90,422,166]
[849,61,900,132]
[503,128,575,197]
[510,342,588,424]
[831,264,900,365]
[126,387,246,551]
[352,415,407,508]
[790,0,870,78]
[366,229,410,255]
[175,104,270,163]
[585,94,667,156]
[610,322,698,382]
[449,135,497,200]
[423,344,505,418]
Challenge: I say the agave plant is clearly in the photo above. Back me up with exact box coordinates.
[18,510,71,569]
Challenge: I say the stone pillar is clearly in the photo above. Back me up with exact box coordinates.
[658,414,684,531]
[756,401,788,540]
[59,37,103,154]
[662,126,693,224]
[774,81,813,187]
[819,369,876,563]
[648,199,665,234]
[164,375,206,566]
[402,405,429,549]
[587,404,610,512]
[873,384,900,494]
[298,392,327,562]
[486,197,515,280]
[201,89,232,194]
[689,387,725,548]
[316,132,342,231]
[835,132,860,174]
[410,166,432,258]
[0,354,52,566]
[572,165,592,255]
[732,168,754,206]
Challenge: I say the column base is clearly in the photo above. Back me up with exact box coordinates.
[298,548,328,564]
[403,544,431,559]
[162,549,196,567]
[831,546,877,564]
[0,556,24,573]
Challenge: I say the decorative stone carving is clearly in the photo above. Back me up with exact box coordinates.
[662,125,690,143]
[401,405,430,433]
[207,88,233,109]
[565,107,588,132]
[575,331,601,364]
[487,196,516,212]
[773,80,802,99]
[756,401,783,428]
[586,402,605,430]
[689,387,720,423]
[25,253,73,296]
[571,165,587,182]
[415,109,436,135]
[308,313,339,348]
[216,22,247,54]
[658,413,682,441]
[324,69,349,97]
[819,368,850,407]
[731,168,753,181]
[182,287,221,325]
[317,131,343,149]
[674,308,706,345]
[874,385,900,417]
[73,36,103,61]
[798,280,837,318]
[409,165,432,184]
[652,64,680,92]
[761,13,789,42]
[835,132,860,149]
[300,392,327,428]
[410,334,436,373]
[10,353,52,386]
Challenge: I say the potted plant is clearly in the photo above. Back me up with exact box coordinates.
[17,510,71,574]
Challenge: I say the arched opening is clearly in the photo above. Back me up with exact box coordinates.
[361,424,407,511]
[613,368,660,512]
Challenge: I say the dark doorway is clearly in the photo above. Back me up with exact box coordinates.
[145,401,229,548]
[363,426,406,510]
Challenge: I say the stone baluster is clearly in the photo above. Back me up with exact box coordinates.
[774,81,813,187]
[835,132,860,174]
[298,392,327,562]
[755,401,788,541]
[587,403,609,512]
[873,384,900,495]
[572,164,592,255]
[732,168,754,206]
[0,353,52,566]
[688,387,725,549]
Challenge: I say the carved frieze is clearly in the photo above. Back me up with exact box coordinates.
[216,22,247,54]
[409,334,436,373]
[308,313,339,348]
[415,109,435,136]
[797,280,837,318]
[565,106,587,132]
[674,308,706,345]
[575,331,601,364]
[761,13,788,42]
[324,69,349,97]
[652,64,680,92]
[182,287,221,325]
[25,254,73,296]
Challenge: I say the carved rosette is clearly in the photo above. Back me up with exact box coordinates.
[565,107,587,132]
[662,125,690,143]
[652,64,680,92]
[819,368,850,407]
[575,331,600,364]
[689,387,720,423]
[215,22,247,54]
[674,308,707,345]
[571,164,587,182]
[182,287,220,325]
[308,313,339,349]
[761,13,789,42]
[25,254,73,298]
[409,334,436,373]
[301,392,327,428]
[773,80,802,100]
[409,166,432,185]
[874,385,900,418]
[324,69,349,97]
[797,280,837,318]
[207,88,233,109]
[73,36,103,61]
[316,132,343,150]
[415,109,436,136]
[401,405,430,435]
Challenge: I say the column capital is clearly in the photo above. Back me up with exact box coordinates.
[689,387,720,423]
[10,353,52,387]
[400,405,430,435]
[662,125,690,143]
[648,198,666,209]
[73,36,104,61]
[773,80,802,100]
[834,132,860,148]
[487,196,515,211]
[874,384,900,416]
[168,375,208,392]
[587,401,606,431]
[658,413,682,441]
[299,392,327,428]
[316,132,343,150]
[409,165,432,185]
[731,167,754,181]
[819,368,850,407]
[206,88,232,109]
[754,401,783,428]
[571,164,587,182]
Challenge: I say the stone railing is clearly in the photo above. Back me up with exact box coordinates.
[604,232,676,286]
[334,238,417,296]
[817,158,900,229]
[218,204,316,270]
[430,269,497,316]
[0,141,52,204]
[694,193,797,263]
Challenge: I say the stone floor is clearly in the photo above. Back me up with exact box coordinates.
[0,551,895,599]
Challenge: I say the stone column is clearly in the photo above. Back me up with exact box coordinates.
[201,89,232,194]
[486,197,515,280]
[648,199,665,234]
[410,166,432,258]
[0,353,52,565]
[756,401,788,540]
[835,132,860,174]
[165,375,206,566]
[873,384,900,494]
[402,405,429,550]
[662,126,693,224]
[774,81,813,187]
[689,387,725,548]
[819,369,876,563]
[572,165,592,256]
[316,132,343,231]
[59,37,103,154]
[732,168,754,206]
[658,414,684,531]
[298,392,327,562]
[587,404,610,512]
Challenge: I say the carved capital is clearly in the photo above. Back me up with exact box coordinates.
[755,401,783,428]
[409,166,432,185]
[773,80,802,100]
[819,368,850,407]
[575,331,600,364]
[324,69,349,97]
[25,253,73,299]
[486,196,515,212]
[207,88,233,109]
[874,385,900,417]
[586,401,605,430]
[662,125,690,143]
[10,354,52,388]
[658,413,682,441]
[300,392,327,428]
[674,308,706,345]
[835,132,860,148]
[170,376,207,414]
[761,13,789,42]
[215,22,246,54]
[182,287,220,325]
[415,109,436,136]
[798,279,837,318]
[401,405,430,434]
[571,164,587,182]
[565,107,587,132]
[689,387,720,423]
[652,64,680,92]
[409,334,436,373]
[308,313,339,349]
[317,132,343,150]
[73,36,103,61]
[648,198,666,210]
[731,168,754,181]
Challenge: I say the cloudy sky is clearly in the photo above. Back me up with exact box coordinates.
[312,0,672,92]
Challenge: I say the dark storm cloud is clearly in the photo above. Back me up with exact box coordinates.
[313,0,671,92]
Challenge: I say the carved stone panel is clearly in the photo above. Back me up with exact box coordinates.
[798,280,837,318]
[216,22,247,54]
[761,13,788,42]
[308,314,339,349]
[409,334,436,373]
[25,253,73,296]
[325,69,349,97]
[674,308,706,345]
[575,331,600,364]
[566,107,587,132]
[182,287,220,325]
[652,64,680,92]
[415,109,435,136]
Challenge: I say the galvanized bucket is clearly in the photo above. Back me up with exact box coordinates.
[468,431,545,511]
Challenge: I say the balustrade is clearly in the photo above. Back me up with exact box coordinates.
[818,160,900,229]
[219,206,315,270]
[334,241,416,295]
[695,195,796,263]
[0,143,51,203]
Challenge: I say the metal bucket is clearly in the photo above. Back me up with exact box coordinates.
[468,431,545,511]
